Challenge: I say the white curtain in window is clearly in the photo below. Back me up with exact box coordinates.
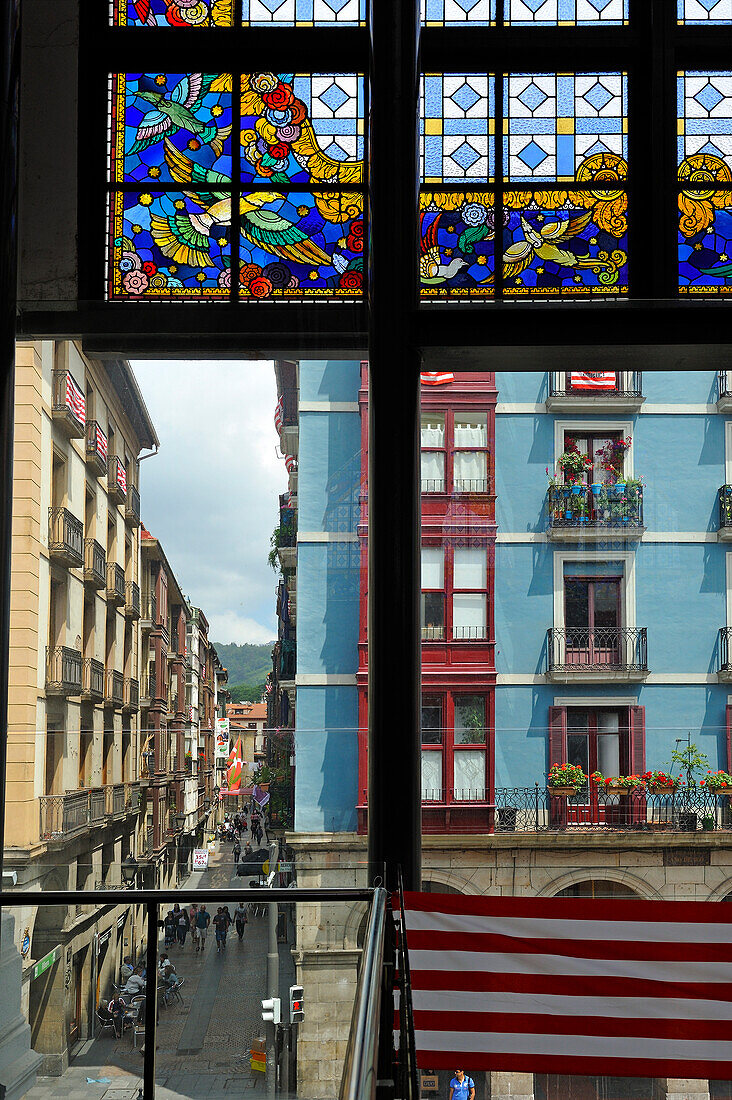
[421,451,445,484]
[421,416,445,447]
[597,711,620,776]
[421,751,443,800]
[453,593,486,637]
[453,751,485,799]
[454,413,487,447]
[421,545,444,589]
[454,451,486,486]
[453,547,486,588]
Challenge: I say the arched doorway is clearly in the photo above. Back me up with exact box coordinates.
[554,880,641,899]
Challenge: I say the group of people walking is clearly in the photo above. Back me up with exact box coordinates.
[218,807,267,848]
[162,899,249,955]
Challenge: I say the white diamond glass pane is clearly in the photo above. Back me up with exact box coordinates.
[421,0,496,26]
[454,411,488,446]
[678,72,732,168]
[453,593,486,637]
[422,751,443,800]
[454,547,486,588]
[242,0,365,24]
[678,0,732,23]
[504,0,627,23]
[421,75,495,183]
[422,546,444,589]
[453,751,486,799]
[505,73,628,182]
[295,75,364,164]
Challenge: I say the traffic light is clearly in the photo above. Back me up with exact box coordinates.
[261,997,281,1025]
[289,985,304,1023]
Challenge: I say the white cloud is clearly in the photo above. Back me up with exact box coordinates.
[130,359,286,645]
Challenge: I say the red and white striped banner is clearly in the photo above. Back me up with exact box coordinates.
[284,454,297,473]
[569,371,617,390]
[420,372,454,386]
[401,891,732,1080]
[115,458,127,494]
[95,423,108,462]
[65,373,86,423]
[274,395,284,432]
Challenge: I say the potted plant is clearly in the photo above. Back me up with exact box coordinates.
[702,770,732,795]
[591,771,644,795]
[642,769,680,794]
[548,762,586,796]
[595,437,632,490]
[557,439,593,486]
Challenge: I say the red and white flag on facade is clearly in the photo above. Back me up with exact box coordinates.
[284,454,297,473]
[420,372,454,386]
[274,395,284,433]
[401,891,732,1080]
[569,371,617,390]
[115,458,127,494]
[95,423,108,461]
[65,373,86,424]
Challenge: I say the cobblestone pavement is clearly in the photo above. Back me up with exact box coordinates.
[24,828,283,1100]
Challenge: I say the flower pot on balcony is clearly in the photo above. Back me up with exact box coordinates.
[702,815,715,831]
[565,509,573,519]
[548,785,579,797]
[570,484,581,495]
[591,483,602,495]
[614,482,626,494]
[605,784,630,796]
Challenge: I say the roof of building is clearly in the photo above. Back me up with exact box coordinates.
[102,358,160,451]
[227,702,267,721]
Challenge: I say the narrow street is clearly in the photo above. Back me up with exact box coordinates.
[24,827,295,1100]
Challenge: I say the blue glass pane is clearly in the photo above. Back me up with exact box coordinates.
[678,72,732,171]
[677,0,732,23]
[421,75,495,183]
[504,0,628,25]
[421,0,496,25]
[419,193,496,299]
[242,0,364,24]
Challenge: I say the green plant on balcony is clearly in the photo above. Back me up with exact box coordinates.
[268,521,297,571]
[662,741,709,787]
[701,770,732,793]
[590,771,644,791]
[548,762,586,791]
[557,439,593,480]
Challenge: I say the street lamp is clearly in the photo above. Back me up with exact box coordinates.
[175,811,186,832]
[121,854,138,888]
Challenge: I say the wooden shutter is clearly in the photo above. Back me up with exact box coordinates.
[628,706,646,775]
[548,706,567,768]
[727,705,732,772]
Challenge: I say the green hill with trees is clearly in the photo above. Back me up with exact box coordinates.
[213,641,274,703]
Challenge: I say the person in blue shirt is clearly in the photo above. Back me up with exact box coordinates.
[449,1069,475,1100]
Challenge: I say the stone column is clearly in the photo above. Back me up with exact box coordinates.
[662,1081,710,1100]
[490,1070,534,1099]
[0,912,43,1098]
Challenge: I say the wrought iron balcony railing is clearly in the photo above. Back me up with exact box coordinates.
[81,656,104,701]
[140,592,157,627]
[51,369,86,437]
[125,483,141,527]
[720,371,732,404]
[548,370,643,400]
[719,486,732,537]
[85,420,108,475]
[104,668,124,708]
[125,580,141,619]
[83,538,106,588]
[140,669,156,705]
[39,790,90,840]
[547,627,648,675]
[106,561,126,605]
[46,645,82,695]
[452,625,487,640]
[123,676,139,711]
[48,507,84,567]
[547,483,644,536]
[421,625,444,641]
[420,478,446,494]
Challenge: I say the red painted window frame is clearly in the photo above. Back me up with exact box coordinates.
[421,689,490,805]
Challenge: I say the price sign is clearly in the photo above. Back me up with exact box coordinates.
[192,848,209,871]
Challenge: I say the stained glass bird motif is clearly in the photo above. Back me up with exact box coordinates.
[130,74,231,157]
[420,212,469,284]
[503,211,614,278]
[148,139,331,268]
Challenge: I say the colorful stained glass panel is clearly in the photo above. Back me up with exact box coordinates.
[504,0,628,24]
[108,192,231,299]
[678,72,732,170]
[239,192,364,299]
[502,192,628,297]
[421,0,496,25]
[504,73,628,182]
[242,0,364,23]
[677,0,732,23]
[110,0,234,26]
[241,73,364,185]
[111,73,233,184]
[679,191,732,294]
[421,75,495,183]
[419,193,496,299]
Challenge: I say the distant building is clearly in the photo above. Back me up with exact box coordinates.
[227,701,267,780]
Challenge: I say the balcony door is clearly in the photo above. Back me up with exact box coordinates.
[566,709,625,825]
[565,576,621,667]
[564,430,625,488]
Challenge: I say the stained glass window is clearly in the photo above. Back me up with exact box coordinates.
[504,0,628,25]
[107,72,365,300]
[677,0,732,23]
[110,0,235,26]
[421,0,496,25]
[678,71,732,295]
[242,0,365,25]
[420,70,628,300]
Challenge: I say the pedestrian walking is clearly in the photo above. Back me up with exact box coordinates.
[244,840,253,859]
[163,910,176,948]
[233,901,248,940]
[176,906,189,947]
[213,907,228,953]
[253,819,263,846]
[189,903,199,952]
[196,905,210,951]
[448,1070,475,1100]
[233,838,241,866]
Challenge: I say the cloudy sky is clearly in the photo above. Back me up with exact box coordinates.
[130,360,285,646]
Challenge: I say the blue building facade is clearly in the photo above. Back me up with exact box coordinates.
[494,370,731,791]
[293,359,362,832]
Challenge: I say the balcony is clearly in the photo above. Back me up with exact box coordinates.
[546,370,644,413]
[140,592,156,631]
[107,455,127,505]
[126,780,141,812]
[51,369,86,437]
[105,783,126,819]
[719,371,732,412]
[720,628,732,682]
[83,538,106,589]
[125,580,141,620]
[46,645,82,696]
[81,657,104,701]
[421,625,445,641]
[547,483,644,541]
[89,786,106,825]
[123,676,139,712]
[125,483,141,527]
[103,668,124,708]
[140,669,156,707]
[106,561,126,606]
[719,486,732,540]
[85,420,108,476]
[358,788,492,835]
[276,389,298,458]
[48,507,84,567]
[547,627,649,681]
[39,790,90,841]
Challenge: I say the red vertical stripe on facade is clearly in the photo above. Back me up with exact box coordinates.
[629,705,646,775]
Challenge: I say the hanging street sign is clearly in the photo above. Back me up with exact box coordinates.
[31,945,61,982]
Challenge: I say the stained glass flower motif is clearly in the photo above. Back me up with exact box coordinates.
[419,193,496,298]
